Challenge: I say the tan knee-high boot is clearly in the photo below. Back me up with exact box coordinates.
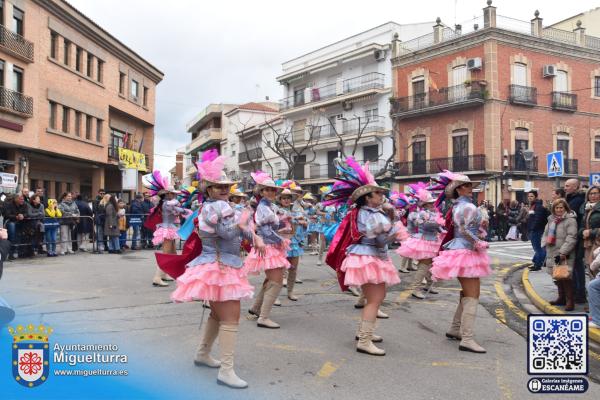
[152,266,168,287]
[458,297,486,353]
[248,279,267,317]
[446,291,464,340]
[354,292,366,309]
[287,269,298,301]
[194,314,221,368]
[257,281,283,329]
[411,261,430,299]
[356,320,385,356]
[355,319,383,343]
[217,323,248,389]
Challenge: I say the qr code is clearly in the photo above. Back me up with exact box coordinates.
[528,315,587,375]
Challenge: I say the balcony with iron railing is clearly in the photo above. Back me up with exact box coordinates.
[279,72,385,112]
[0,24,34,62]
[305,160,387,181]
[238,147,263,164]
[0,86,33,117]
[390,82,485,119]
[508,85,537,106]
[563,159,578,175]
[509,154,539,172]
[396,155,486,177]
[551,92,577,111]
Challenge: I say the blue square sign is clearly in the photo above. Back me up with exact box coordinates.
[591,173,600,187]
[547,151,564,178]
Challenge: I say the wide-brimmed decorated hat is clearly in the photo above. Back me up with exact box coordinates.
[142,171,181,196]
[430,170,480,203]
[302,192,317,202]
[277,188,297,201]
[229,183,247,198]
[196,149,238,190]
[323,157,388,205]
[251,170,281,194]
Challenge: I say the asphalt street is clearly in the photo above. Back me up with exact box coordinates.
[1,242,598,400]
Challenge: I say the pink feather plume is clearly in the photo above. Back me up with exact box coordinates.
[196,150,225,181]
[251,170,272,185]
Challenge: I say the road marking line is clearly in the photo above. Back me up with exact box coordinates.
[255,342,325,355]
[495,308,506,324]
[487,250,532,261]
[496,359,513,400]
[430,361,486,370]
[317,361,340,378]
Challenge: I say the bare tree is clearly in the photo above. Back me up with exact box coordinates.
[323,113,396,180]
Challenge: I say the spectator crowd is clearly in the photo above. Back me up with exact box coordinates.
[0,187,157,260]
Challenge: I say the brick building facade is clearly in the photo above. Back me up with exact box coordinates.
[391,1,600,204]
[0,0,162,201]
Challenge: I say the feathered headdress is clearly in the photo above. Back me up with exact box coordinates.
[142,170,174,196]
[195,149,234,187]
[389,191,413,209]
[406,182,434,205]
[429,170,475,208]
[323,157,388,206]
[280,180,303,193]
[319,185,333,197]
[178,186,199,208]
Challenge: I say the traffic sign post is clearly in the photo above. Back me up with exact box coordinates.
[546,151,564,178]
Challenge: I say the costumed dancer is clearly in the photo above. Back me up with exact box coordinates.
[229,184,248,211]
[245,172,291,328]
[276,185,306,301]
[430,170,491,354]
[396,184,445,299]
[325,158,400,356]
[288,181,307,286]
[168,150,255,389]
[142,171,186,287]
[304,193,321,255]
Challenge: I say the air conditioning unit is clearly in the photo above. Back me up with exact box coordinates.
[342,101,353,111]
[467,57,482,70]
[374,49,386,61]
[543,65,556,78]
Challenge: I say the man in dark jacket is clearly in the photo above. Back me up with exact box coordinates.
[129,194,145,250]
[92,189,107,252]
[565,178,587,303]
[141,193,153,249]
[75,195,93,251]
[3,194,28,259]
[527,191,549,271]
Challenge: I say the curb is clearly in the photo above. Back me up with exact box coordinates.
[521,268,600,344]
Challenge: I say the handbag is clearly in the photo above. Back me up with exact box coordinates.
[552,262,571,280]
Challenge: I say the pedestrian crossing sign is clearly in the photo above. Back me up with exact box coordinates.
[546,151,564,178]
[590,173,600,187]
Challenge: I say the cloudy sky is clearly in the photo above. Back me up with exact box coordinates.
[68,0,599,172]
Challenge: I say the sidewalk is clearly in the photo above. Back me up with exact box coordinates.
[522,266,600,343]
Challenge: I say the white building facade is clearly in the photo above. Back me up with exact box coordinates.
[275,21,433,192]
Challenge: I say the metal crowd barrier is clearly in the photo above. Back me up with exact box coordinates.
[3,213,187,257]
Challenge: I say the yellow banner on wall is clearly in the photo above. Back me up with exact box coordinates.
[118,148,148,172]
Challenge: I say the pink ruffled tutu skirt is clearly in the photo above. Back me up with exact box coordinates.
[152,226,179,245]
[341,254,401,287]
[171,262,254,302]
[396,237,441,260]
[395,221,410,242]
[243,239,291,275]
[431,248,492,281]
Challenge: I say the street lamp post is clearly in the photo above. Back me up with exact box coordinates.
[522,149,535,192]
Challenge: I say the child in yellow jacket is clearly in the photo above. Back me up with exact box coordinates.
[44,199,62,257]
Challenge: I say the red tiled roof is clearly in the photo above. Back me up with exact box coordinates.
[237,102,278,112]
